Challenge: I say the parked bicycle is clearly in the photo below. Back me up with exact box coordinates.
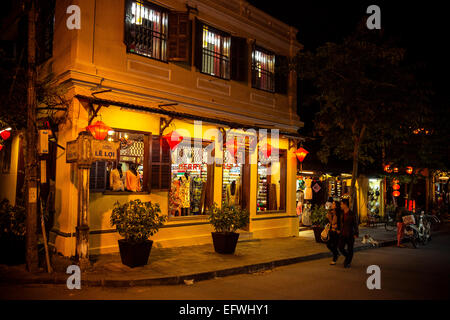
[384,211,397,231]
[416,210,440,245]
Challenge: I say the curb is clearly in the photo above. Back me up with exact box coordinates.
[0,230,447,287]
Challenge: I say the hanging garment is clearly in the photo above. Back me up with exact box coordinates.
[169,179,181,217]
[179,175,191,208]
[302,204,312,226]
[190,177,203,215]
[126,170,140,192]
[226,180,241,206]
[304,178,313,200]
[110,169,124,191]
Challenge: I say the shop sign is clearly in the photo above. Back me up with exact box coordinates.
[66,140,79,163]
[66,138,119,163]
[92,140,119,161]
[177,163,203,170]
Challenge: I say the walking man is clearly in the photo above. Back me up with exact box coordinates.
[338,199,359,268]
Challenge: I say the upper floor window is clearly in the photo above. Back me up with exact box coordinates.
[125,0,169,61]
[195,22,231,79]
[252,47,275,92]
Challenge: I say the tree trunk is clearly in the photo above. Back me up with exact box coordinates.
[350,125,366,219]
[25,0,39,272]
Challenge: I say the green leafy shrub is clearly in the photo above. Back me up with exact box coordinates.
[0,199,26,238]
[207,203,249,233]
[310,205,328,228]
[110,199,167,244]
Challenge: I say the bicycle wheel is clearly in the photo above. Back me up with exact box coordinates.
[385,220,396,231]
[411,230,418,248]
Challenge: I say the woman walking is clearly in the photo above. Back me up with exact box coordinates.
[326,200,342,265]
[395,206,406,248]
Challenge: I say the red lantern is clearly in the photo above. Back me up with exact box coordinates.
[393,184,400,190]
[294,147,309,162]
[0,130,10,140]
[259,142,273,158]
[393,191,400,197]
[384,164,393,173]
[0,144,3,151]
[393,167,399,173]
[86,121,111,140]
[225,138,238,156]
[163,131,183,150]
[406,166,413,174]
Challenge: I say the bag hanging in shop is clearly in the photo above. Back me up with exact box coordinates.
[321,223,331,242]
[402,214,416,225]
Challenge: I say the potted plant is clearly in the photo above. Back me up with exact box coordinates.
[110,199,167,267]
[0,199,26,265]
[310,205,328,243]
[206,203,249,254]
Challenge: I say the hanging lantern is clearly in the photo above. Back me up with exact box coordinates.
[225,138,238,156]
[294,147,309,162]
[392,191,400,197]
[259,141,273,158]
[86,121,111,140]
[0,128,11,140]
[163,131,183,150]
[406,166,413,174]
[384,164,393,173]
[392,184,400,190]
[393,167,399,173]
[0,144,3,151]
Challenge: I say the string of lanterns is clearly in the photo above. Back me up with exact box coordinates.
[0,127,12,151]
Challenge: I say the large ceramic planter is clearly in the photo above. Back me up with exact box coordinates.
[312,226,325,243]
[118,239,153,268]
[211,232,240,254]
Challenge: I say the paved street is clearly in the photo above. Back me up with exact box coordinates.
[1,233,449,300]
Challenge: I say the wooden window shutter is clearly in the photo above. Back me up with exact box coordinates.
[275,55,289,94]
[149,135,171,191]
[231,36,248,82]
[89,161,106,192]
[279,150,287,211]
[124,0,133,46]
[194,18,203,71]
[168,12,191,62]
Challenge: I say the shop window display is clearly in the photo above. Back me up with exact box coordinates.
[91,130,146,193]
[169,141,214,217]
[368,178,381,216]
[256,149,287,212]
[222,149,243,207]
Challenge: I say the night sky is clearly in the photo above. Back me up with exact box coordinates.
[248,0,448,132]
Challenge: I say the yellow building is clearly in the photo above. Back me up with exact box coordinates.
[3,0,305,257]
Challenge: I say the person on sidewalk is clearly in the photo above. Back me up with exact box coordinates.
[338,199,359,268]
[395,206,406,248]
[326,200,342,265]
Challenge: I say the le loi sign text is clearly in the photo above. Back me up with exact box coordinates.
[92,140,119,161]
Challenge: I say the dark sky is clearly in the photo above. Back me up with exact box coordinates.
[248,0,447,83]
[248,1,448,131]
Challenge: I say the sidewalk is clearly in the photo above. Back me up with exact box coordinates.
[0,224,448,287]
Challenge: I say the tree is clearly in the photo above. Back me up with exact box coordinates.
[296,23,432,214]
[1,0,67,272]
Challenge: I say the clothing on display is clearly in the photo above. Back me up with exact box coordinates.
[225,179,241,206]
[169,179,182,217]
[110,168,124,191]
[126,170,140,192]
[304,178,313,200]
[179,175,191,209]
[302,203,312,226]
